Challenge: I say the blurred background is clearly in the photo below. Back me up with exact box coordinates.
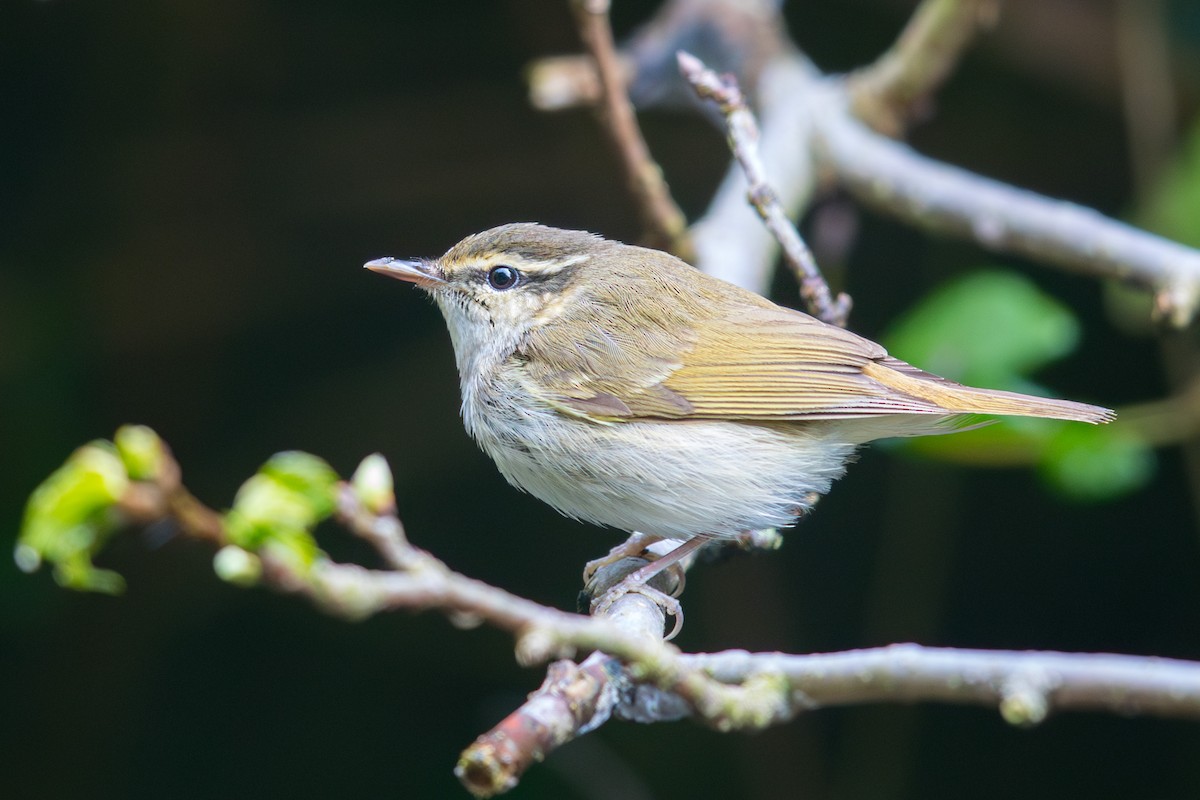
[4,1,1200,797]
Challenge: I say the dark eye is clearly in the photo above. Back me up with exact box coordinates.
[487,265,520,291]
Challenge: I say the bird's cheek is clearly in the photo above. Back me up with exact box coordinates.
[532,292,572,326]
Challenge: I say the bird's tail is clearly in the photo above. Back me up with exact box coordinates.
[862,359,1114,424]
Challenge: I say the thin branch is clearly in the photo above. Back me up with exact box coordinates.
[849,0,1000,135]
[569,0,693,259]
[117,454,635,647]
[813,107,1200,327]
[679,51,851,326]
[690,54,822,294]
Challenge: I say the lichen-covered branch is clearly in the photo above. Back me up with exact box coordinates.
[456,596,675,798]
[682,644,1200,724]
[456,655,624,797]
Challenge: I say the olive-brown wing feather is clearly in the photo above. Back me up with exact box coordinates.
[515,250,1111,424]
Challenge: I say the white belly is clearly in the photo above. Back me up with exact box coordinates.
[464,387,856,540]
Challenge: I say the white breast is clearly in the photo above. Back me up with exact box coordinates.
[464,374,857,540]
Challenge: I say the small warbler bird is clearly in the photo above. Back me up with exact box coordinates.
[367,224,1112,577]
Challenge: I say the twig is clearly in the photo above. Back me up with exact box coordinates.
[813,107,1200,327]
[679,50,851,326]
[530,0,785,113]
[1114,0,1177,196]
[569,0,693,259]
[689,54,821,295]
[117,453,634,646]
[849,0,1000,135]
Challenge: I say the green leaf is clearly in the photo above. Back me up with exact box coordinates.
[1040,424,1156,502]
[1138,121,1200,247]
[880,271,1147,501]
[883,270,1081,390]
[260,452,339,520]
[16,441,130,594]
[223,452,336,571]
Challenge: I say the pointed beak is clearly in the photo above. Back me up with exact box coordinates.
[363,257,445,289]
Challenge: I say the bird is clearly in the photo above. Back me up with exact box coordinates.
[366,223,1113,612]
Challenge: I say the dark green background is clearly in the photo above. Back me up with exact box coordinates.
[3,1,1199,798]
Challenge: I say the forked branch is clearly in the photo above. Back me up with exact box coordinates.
[21,429,1200,798]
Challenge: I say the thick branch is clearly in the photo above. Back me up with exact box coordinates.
[813,106,1200,326]
[682,644,1200,723]
[680,51,850,326]
[456,654,624,797]
[849,0,1000,134]
[457,593,674,798]
[569,0,692,259]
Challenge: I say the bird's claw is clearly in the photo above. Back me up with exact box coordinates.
[590,579,685,640]
[582,532,659,584]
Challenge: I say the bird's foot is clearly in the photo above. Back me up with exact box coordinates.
[582,532,662,585]
[585,537,708,640]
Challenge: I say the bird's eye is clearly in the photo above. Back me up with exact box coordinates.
[487,265,520,291]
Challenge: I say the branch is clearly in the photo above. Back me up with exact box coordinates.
[529,0,786,114]
[121,456,653,651]
[19,429,1200,799]
[569,0,693,259]
[544,0,1200,327]
[681,644,1200,723]
[812,107,1200,327]
[849,0,1000,135]
[679,50,851,326]
[456,599,681,798]
[689,54,821,294]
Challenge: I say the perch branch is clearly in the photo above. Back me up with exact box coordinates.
[849,0,999,135]
[679,51,851,326]
[569,0,693,259]
[25,431,1200,799]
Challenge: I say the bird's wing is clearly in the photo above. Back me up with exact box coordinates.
[655,303,955,419]
[517,287,953,422]
[515,250,1111,425]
